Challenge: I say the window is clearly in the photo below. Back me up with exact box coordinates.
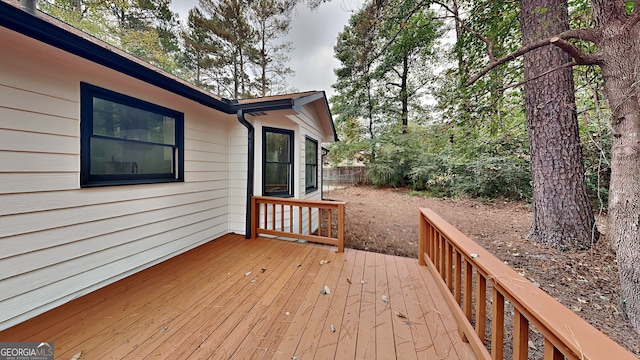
[263,127,294,197]
[80,83,184,187]
[305,137,318,193]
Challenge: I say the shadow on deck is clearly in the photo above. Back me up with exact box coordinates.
[0,233,476,359]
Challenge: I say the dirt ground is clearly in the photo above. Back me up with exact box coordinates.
[324,185,640,357]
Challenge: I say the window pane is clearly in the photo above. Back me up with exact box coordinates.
[265,163,290,193]
[265,132,290,162]
[93,98,175,145]
[305,164,317,188]
[90,137,173,175]
[305,138,318,191]
[305,140,317,163]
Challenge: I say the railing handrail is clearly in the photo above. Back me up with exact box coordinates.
[251,196,346,253]
[418,207,635,360]
[252,195,345,208]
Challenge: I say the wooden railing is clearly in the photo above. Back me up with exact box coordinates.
[418,208,635,360]
[251,196,345,253]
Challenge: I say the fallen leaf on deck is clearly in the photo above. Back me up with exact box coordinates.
[321,285,331,294]
[319,260,331,265]
[69,351,82,360]
[245,271,252,276]
[381,295,389,305]
[394,311,407,319]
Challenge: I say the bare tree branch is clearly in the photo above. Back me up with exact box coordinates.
[549,37,601,65]
[501,61,577,90]
[465,28,600,86]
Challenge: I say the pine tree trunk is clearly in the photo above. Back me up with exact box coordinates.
[520,0,598,250]
[594,5,640,331]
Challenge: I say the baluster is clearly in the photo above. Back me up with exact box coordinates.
[543,338,563,360]
[491,288,505,360]
[289,205,293,234]
[454,250,462,305]
[513,309,529,360]
[475,273,487,342]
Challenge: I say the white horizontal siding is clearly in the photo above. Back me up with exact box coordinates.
[228,123,248,234]
[0,190,228,257]
[0,151,78,172]
[0,107,78,137]
[297,106,324,202]
[0,84,78,120]
[0,173,78,193]
[0,27,235,331]
[0,181,221,216]
[0,128,78,154]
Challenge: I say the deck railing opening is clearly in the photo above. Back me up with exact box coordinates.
[251,196,346,252]
[418,208,635,360]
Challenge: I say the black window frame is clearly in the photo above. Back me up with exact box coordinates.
[80,82,184,187]
[262,127,294,197]
[305,136,319,193]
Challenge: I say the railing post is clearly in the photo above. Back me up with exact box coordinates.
[337,203,345,253]
[418,211,427,265]
[250,196,257,240]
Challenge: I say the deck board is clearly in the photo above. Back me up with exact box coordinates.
[386,255,418,360]
[354,251,377,359]
[333,249,365,359]
[0,234,477,360]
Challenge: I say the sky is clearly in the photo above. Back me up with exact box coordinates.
[169,0,364,98]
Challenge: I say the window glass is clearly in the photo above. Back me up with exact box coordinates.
[265,163,291,193]
[263,128,294,196]
[92,98,176,145]
[90,138,174,175]
[305,137,318,192]
[81,83,183,186]
[265,132,290,162]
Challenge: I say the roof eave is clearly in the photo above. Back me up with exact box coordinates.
[293,91,338,142]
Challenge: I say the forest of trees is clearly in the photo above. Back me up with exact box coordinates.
[38,0,640,333]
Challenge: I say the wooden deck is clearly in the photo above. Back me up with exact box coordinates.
[0,234,477,359]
